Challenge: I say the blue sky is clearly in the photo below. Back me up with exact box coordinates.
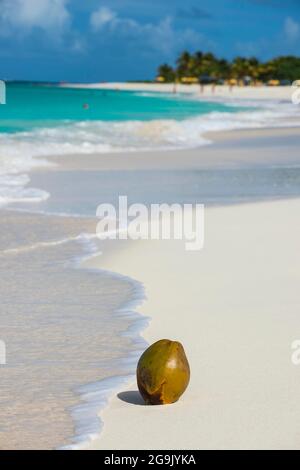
[0,0,299,82]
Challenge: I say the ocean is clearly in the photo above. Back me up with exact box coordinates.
[0,83,239,206]
[0,83,298,209]
[0,83,299,449]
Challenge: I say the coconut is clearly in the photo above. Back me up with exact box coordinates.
[137,339,190,405]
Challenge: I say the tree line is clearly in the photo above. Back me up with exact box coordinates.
[157,51,300,84]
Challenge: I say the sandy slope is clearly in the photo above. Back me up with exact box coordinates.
[85,198,300,450]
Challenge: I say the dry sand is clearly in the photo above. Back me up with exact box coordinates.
[84,197,300,450]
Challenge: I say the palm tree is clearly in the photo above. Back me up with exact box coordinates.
[157,51,300,85]
[157,64,175,83]
[217,59,230,80]
[176,51,192,78]
[231,57,252,80]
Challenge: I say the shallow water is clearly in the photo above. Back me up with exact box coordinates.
[0,211,147,449]
[22,165,300,218]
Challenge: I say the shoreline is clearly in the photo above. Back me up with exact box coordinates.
[63,126,300,450]
[58,264,149,450]
[34,126,300,176]
[2,84,299,212]
[60,82,294,102]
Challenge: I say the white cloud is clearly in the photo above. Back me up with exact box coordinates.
[89,7,213,55]
[90,6,117,31]
[284,17,299,42]
[90,6,139,34]
[0,0,71,35]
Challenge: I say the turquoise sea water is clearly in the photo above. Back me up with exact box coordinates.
[0,82,257,207]
[0,82,298,208]
[0,82,240,133]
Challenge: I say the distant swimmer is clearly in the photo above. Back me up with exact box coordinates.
[83,103,89,109]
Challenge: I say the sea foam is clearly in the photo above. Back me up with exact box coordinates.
[0,99,298,208]
[59,264,149,450]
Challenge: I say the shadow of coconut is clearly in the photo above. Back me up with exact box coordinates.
[117,390,146,406]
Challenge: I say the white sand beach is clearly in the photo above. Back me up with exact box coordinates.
[85,196,300,450]
[59,119,298,451]
[30,123,293,450]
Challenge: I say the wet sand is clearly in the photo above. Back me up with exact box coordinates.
[36,126,300,173]
[0,211,144,449]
